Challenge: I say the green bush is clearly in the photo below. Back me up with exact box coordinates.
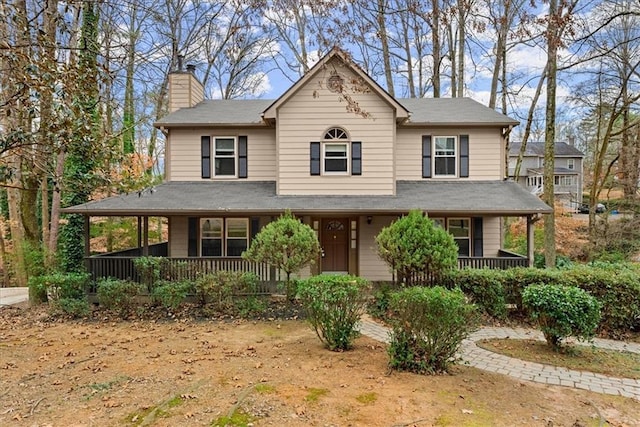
[28,272,90,303]
[388,286,477,374]
[243,211,320,301]
[97,278,142,317]
[234,295,268,317]
[132,256,168,292]
[449,269,507,319]
[376,211,458,286]
[297,274,370,351]
[501,268,559,312]
[367,283,397,321]
[561,264,640,337]
[53,298,90,318]
[194,271,259,310]
[28,276,49,304]
[152,280,193,310]
[522,284,601,349]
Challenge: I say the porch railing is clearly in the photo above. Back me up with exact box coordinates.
[86,256,282,294]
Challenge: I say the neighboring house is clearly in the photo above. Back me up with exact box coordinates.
[64,48,551,285]
[508,141,584,210]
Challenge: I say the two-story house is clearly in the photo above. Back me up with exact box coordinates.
[508,141,584,210]
[65,48,551,285]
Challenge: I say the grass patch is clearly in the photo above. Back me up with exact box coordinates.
[355,392,377,404]
[211,409,255,427]
[84,376,129,399]
[305,387,329,403]
[477,338,640,379]
[127,393,186,425]
[254,383,275,394]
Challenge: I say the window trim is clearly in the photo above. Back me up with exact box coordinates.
[433,136,457,178]
[322,142,350,175]
[567,158,575,170]
[201,218,223,257]
[213,136,237,178]
[447,218,471,257]
[200,217,249,257]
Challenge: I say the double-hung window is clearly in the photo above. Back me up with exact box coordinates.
[215,137,236,177]
[434,136,456,177]
[567,159,575,170]
[448,218,470,257]
[201,136,248,179]
[324,143,349,173]
[200,218,248,257]
[422,135,468,178]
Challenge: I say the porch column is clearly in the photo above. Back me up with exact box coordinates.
[142,216,149,256]
[526,215,534,267]
[137,216,142,250]
[84,215,91,272]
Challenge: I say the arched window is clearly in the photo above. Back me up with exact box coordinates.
[310,128,361,176]
[322,127,350,173]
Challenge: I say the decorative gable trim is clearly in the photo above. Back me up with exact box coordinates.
[261,47,409,122]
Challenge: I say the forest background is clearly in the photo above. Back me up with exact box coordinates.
[0,0,638,286]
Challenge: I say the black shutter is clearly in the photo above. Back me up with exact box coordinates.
[351,141,362,175]
[188,217,198,257]
[201,136,211,179]
[250,217,260,241]
[310,142,320,175]
[460,134,469,178]
[422,135,432,178]
[238,135,248,178]
[473,217,483,257]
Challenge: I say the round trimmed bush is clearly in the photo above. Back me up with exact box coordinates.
[522,284,601,349]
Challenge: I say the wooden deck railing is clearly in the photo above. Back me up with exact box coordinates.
[86,256,282,294]
[87,252,528,292]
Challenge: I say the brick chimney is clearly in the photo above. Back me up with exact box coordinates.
[168,55,204,112]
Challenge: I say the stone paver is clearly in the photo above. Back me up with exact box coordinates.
[357,319,640,400]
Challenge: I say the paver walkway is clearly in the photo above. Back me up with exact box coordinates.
[358,319,640,400]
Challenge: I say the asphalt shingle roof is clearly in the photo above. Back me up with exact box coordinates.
[63,180,551,216]
[154,98,518,127]
[509,141,584,157]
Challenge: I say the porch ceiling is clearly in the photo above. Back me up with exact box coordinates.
[62,180,552,217]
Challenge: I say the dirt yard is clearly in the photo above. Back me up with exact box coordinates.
[1,305,639,427]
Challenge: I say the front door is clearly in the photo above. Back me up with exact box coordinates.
[321,218,349,273]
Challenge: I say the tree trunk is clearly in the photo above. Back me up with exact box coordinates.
[431,0,441,98]
[543,0,559,268]
[377,0,395,96]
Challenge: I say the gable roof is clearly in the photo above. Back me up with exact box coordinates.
[261,47,410,122]
[154,97,519,128]
[154,47,518,129]
[400,98,518,126]
[155,99,272,127]
[509,141,584,157]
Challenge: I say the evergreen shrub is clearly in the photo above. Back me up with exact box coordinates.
[388,286,477,374]
[97,278,142,317]
[297,274,370,351]
[522,284,601,349]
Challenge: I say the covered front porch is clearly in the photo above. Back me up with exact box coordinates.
[64,180,552,289]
